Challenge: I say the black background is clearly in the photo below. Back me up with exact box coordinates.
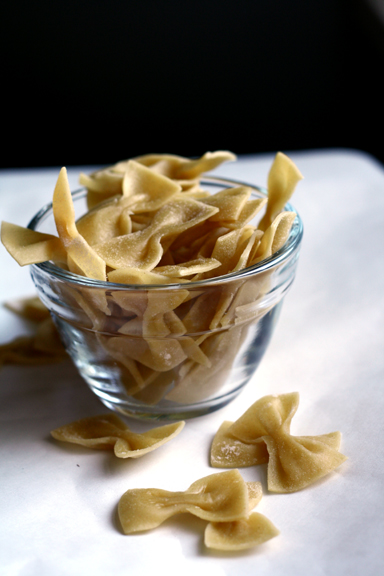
[2,0,383,168]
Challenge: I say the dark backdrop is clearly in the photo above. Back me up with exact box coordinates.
[2,0,383,168]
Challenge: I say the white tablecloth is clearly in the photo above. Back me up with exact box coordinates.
[1,149,384,576]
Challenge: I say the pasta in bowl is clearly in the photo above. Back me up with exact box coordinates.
[2,151,304,419]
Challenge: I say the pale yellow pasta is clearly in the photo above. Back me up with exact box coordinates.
[79,166,125,195]
[52,168,107,280]
[0,335,64,366]
[0,297,65,367]
[108,268,182,285]
[194,227,255,280]
[118,469,250,533]
[211,392,347,492]
[133,150,237,180]
[223,198,267,229]
[33,316,66,355]
[1,221,67,266]
[202,185,252,221]
[219,274,272,328]
[122,160,181,208]
[154,257,221,277]
[165,326,245,403]
[51,413,184,458]
[118,470,278,551]
[4,295,50,322]
[258,152,303,231]
[251,212,296,264]
[0,316,65,367]
[94,198,219,270]
[76,196,127,245]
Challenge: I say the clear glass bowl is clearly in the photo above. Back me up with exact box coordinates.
[28,176,303,420]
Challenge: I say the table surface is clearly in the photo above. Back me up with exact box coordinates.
[1,149,384,576]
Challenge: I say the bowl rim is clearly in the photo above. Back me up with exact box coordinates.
[28,175,303,291]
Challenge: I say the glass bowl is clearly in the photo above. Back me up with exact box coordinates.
[28,176,303,420]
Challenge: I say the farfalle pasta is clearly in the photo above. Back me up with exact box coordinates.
[1,151,303,406]
[50,413,184,458]
[118,469,279,551]
[0,296,66,367]
[211,392,347,492]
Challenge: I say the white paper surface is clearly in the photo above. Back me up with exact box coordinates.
[1,150,384,575]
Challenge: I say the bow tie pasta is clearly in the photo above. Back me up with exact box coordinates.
[51,413,184,458]
[0,295,66,367]
[211,392,347,492]
[118,469,279,550]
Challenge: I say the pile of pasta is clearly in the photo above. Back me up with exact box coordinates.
[1,151,303,404]
[1,150,302,281]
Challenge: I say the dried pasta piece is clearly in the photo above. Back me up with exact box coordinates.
[166,326,245,403]
[231,230,263,273]
[79,164,125,195]
[108,268,182,285]
[133,150,237,180]
[62,285,107,331]
[130,369,178,404]
[154,257,221,277]
[219,274,271,328]
[76,196,127,246]
[223,198,267,229]
[180,289,220,334]
[141,290,189,338]
[1,221,67,266]
[99,337,148,393]
[211,392,347,493]
[202,186,252,222]
[118,472,278,551]
[4,295,50,322]
[0,334,65,366]
[204,512,279,551]
[118,469,249,534]
[94,198,219,270]
[105,334,187,372]
[51,413,184,458]
[113,287,208,376]
[194,227,253,280]
[34,316,66,355]
[251,212,296,265]
[52,167,107,280]
[122,160,181,209]
[168,219,223,256]
[0,299,66,367]
[110,290,148,318]
[258,152,303,232]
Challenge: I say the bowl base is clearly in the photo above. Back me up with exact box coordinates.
[97,386,246,421]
